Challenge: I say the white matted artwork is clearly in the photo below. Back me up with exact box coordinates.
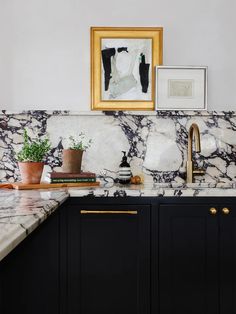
[101,38,152,101]
[155,66,207,110]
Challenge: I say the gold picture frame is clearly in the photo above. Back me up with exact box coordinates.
[91,27,163,111]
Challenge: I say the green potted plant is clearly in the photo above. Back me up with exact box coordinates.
[62,133,92,173]
[17,129,51,184]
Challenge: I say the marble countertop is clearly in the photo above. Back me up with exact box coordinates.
[68,181,236,197]
[0,189,69,262]
[1,181,236,262]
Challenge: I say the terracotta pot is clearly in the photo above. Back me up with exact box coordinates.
[62,149,83,173]
[18,162,44,184]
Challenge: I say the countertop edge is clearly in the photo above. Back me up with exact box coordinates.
[2,184,236,262]
[0,191,69,262]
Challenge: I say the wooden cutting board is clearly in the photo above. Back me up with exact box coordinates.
[0,183,13,189]
[11,181,100,190]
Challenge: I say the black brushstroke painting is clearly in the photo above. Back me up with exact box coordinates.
[102,47,150,95]
[139,53,150,93]
[117,47,128,53]
[102,48,116,91]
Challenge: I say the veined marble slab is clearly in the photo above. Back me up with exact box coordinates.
[68,182,236,197]
[1,110,236,185]
[1,110,235,116]
[1,184,236,262]
[0,189,68,261]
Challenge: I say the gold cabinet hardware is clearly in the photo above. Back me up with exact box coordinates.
[222,207,230,215]
[209,207,217,215]
[80,210,138,215]
[192,170,205,175]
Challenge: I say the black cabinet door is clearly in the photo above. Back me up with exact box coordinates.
[219,204,236,314]
[0,210,60,314]
[64,204,150,314]
[158,203,219,314]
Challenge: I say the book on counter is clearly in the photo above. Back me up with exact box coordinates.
[45,171,97,183]
[49,171,96,178]
[50,178,96,183]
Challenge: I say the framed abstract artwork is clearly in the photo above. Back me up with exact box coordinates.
[91,27,163,110]
[155,66,208,110]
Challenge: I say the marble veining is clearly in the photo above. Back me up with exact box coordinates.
[1,184,236,261]
[1,110,236,184]
[0,189,68,261]
[68,181,236,197]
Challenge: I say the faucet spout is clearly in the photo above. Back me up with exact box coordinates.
[186,123,204,183]
[188,123,201,160]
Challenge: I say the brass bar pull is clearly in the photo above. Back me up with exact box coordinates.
[80,210,138,215]
[222,207,230,215]
[209,207,217,215]
[192,169,205,175]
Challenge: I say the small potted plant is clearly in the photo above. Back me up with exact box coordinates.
[17,129,51,184]
[62,133,92,173]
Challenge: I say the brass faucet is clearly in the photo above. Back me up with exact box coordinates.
[186,123,205,183]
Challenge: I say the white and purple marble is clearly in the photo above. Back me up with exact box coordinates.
[68,181,236,197]
[1,183,236,261]
[0,189,68,261]
[1,110,236,184]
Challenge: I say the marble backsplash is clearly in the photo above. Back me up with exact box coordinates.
[1,110,236,184]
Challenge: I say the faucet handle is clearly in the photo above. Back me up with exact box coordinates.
[193,169,205,175]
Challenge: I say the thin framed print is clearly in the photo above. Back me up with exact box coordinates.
[155,66,208,110]
[91,27,163,111]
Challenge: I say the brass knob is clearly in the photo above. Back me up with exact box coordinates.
[222,207,230,215]
[209,207,217,215]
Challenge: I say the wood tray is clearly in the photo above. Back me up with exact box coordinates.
[10,181,100,190]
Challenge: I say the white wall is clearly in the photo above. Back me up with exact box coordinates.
[0,0,235,111]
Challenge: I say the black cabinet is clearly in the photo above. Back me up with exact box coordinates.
[61,200,151,314]
[158,203,218,314]
[2,197,236,314]
[0,210,60,314]
[157,201,236,314]
[219,204,236,314]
